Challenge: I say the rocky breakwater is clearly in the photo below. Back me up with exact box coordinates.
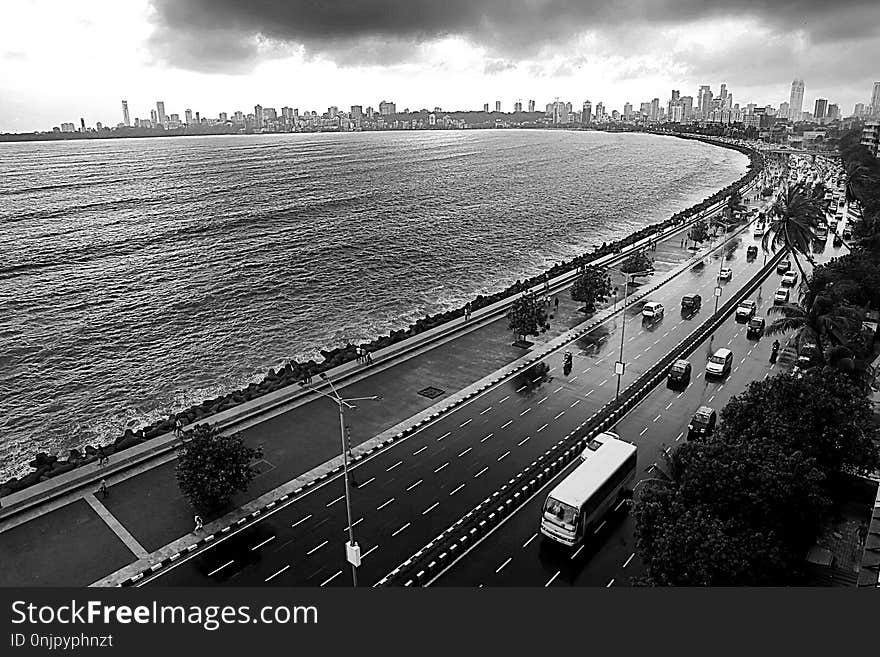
[0,137,764,501]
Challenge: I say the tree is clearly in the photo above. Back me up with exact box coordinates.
[176,424,263,513]
[570,266,612,314]
[687,219,709,248]
[724,190,747,223]
[507,291,548,342]
[718,369,880,476]
[761,182,825,290]
[766,294,863,356]
[619,251,653,276]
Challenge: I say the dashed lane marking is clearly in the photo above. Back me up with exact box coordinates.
[639,427,648,436]
[386,460,403,472]
[458,447,472,457]
[449,483,466,496]
[653,414,662,422]
[554,386,564,394]
[423,502,440,515]
[406,479,423,491]
[516,385,527,392]
[600,379,608,386]
[517,436,531,446]
[434,462,449,474]
[586,390,594,396]
[207,560,234,577]
[545,571,560,587]
[675,432,683,442]
[537,396,549,405]
[460,419,472,428]
[481,433,494,443]
[537,423,548,432]
[523,533,538,549]
[265,565,290,582]
[496,557,512,573]
[291,515,312,528]
[497,451,510,462]
[475,467,489,478]
[665,402,673,410]
[571,545,584,560]
[623,553,635,570]
[413,446,428,456]
[606,579,615,588]
[343,518,364,532]
[437,432,451,442]
[360,477,375,487]
[327,495,345,507]
[306,541,329,555]
[571,400,581,408]
[392,523,411,537]
[363,545,379,559]
[499,396,510,403]
[250,536,276,551]
[321,570,343,587]
[377,498,394,511]
[520,408,532,416]
[501,420,513,429]
[480,407,493,415]
[554,411,565,420]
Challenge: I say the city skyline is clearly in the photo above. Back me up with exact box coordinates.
[2,0,880,132]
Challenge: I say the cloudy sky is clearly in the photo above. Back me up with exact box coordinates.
[1,0,878,132]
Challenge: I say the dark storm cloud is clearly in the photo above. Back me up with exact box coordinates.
[147,0,880,71]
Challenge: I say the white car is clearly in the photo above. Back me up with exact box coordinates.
[718,268,733,281]
[774,288,790,304]
[781,271,798,287]
[642,301,664,320]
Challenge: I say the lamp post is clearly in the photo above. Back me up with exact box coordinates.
[607,264,651,399]
[301,373,380,587]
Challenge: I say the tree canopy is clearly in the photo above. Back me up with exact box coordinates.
[507,291,549,341]
[570,266,612,314]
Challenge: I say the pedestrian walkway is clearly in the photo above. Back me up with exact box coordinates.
[0,178,764,586]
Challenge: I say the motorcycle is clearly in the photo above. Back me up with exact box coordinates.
[769,341,780,364]
[563,351,573,374]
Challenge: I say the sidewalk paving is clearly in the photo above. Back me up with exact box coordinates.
[0,179,765,586]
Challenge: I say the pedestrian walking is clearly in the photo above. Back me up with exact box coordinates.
[554,296,559,311]
[464,301,471,321]
[97,447,107,467]
[857,521,869,546]
[194,515,203,532]
[174,417,184,438]
[355,346,363,363]
[365,350,373,365]
[98,479,108,499]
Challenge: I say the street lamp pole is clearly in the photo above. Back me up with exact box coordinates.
[301,373,380,587]
[616,273,629,399]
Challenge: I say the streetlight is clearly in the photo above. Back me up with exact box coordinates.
[300,372,380,587]
[606,263,651,399]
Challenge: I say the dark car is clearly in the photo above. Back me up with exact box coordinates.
[667,359,692,387]
[687,406,717,441]
[777,260,791,274]
[746,316,766,338]
[681,294,702,312]
[746,245,758,259]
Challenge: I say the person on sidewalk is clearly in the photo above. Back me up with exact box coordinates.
[174,418,184,438]
[97,447,108,467]
[98,479,108,499]
[554,296,559,311]
[355,346,363,363]
[857,521,869,546]
[365,350,373,365]
[194,515,204,532]
[464,301,471,321]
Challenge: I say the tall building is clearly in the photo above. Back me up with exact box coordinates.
[814,98,828,120]
[871,82,880,116]
[156,101,166,125]
[350,105,363,121]
[150,109,158,125]
[650,98,660,122]
[778,101,790,119]
[788,79,805,122]
[861,120,879,157]
[254,104,264,129]
[827,104,840,121]
[680,96,693,121]
[514,100,522,112]
[379,100,396,116]
[184,109,193,125]
[495,100,501,112]
[582,100,592,124]
[483,103,489,112]
[697,85,713,119]
[623,102,633,120]
[528,100,535,112]
[121,100,130,127]
[854,103,866,118]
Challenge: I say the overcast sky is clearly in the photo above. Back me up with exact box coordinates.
[1,0,878,132]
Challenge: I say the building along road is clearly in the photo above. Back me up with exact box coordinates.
[429,235,844,587]
[142,207,803,587]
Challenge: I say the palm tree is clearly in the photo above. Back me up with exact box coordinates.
[844,160,877,207]
[766,294,863,356]
[760,182,824,290]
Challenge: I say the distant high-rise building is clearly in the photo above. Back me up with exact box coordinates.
[650,98,660,122]
[379,100,396,116]
[528,100,535,112]
[350,105,363,122]
[623,102,633,120]
[79,117,85,131]
[195,111,201,123]
[680,96,694,121]
[219,112,228,122]
[495,100,501,112]
[861,120,879,157]
[595,102,605,122]
[150,109,158,125]
[184,109,193,125]
[328,106,338,119]
[514,101,522,112]
[60,122,75,133]
[871,82,880,116]
[854,103,866,118]
[483,103,489,112]
[788,79,805,122]
[233,111,244,124]
[779,101,790,119]
[156,101,166,125]
[121,100,130,127]
[582,100,592,124]
[254,104,264,128]
[814,98,828,120]
[827,104,840,121]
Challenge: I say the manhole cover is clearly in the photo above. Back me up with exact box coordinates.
[418,386,445,399]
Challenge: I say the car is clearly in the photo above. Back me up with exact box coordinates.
[667,359,692,386]
[753,224,766,237]
[706,348,733,377]
[843,227,853,239]
[681,294,702,312]
[776,260,791,274]
[718,268,732,281]
[688,406,717,441]
[746,245,758,259]
[642,301,664,320]
[746,316,766,338]
[735,300,756,321]
[781,271,798,287]
[774,287,790,304]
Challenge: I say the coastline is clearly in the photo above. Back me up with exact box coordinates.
[0,133,763,497]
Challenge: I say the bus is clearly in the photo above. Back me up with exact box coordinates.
[540,433,637,547]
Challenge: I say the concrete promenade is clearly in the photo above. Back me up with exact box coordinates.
[0,161,767,586]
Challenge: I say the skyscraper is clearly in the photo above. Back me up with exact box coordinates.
[623,102,633,120]
[514,100,522,112]
[854,103,866,118]
[483,103,489,112]
[871,82,880,116]
[254,104,264,129]
[582,100,592,124]
[788,79,805,122]
[150,109,158,125]
[495,100,501,112]
[528,100,535,112]
[121,100,130,127]
[827,104,839,121]
[156,101,166,125]
[697,85,713,119]
[184,109,193,125]
[779,102,790,119]
[814,98,828,120]
[379,100,396,115]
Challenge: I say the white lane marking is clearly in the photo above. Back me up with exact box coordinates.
[653,414,661,422]
[606,579,615,588]
[343,518,364,532]
[458,447,472,457]
[676,432,683,442]
[594,520,607,534]
[554,386,564,394]
[449,483,466,496]
[537,423,549,432]
[523,533,538,549]
[207,560,234,577]
[639,427,648,436]
[291,515,312,529]
[377,497,395,511]
[460,419,472,428]
[251,536,275,551]
[423,502,440,515]
[386,460,403,472]
[663,331,670,337]
[360,477,375,488]
[321,570,343,586]
[571,545,584,560]
[362,545,379,559]
[434,462,449,474]
[600,378,608,386]
[496,557,512,573]
[481,433,494,443]
[497,451,510,462]
[719,384,725,390]
[518,436,531,446]
[501,420,513,429]
[654,339,661,345]
[586,389,594,396]
[677,392,683,398]
[475,467,489,478]
[571,400,581,408]
[499,396,510,403]
[708,395,715,403]
[532,376,542,383]
[437,432,451,442]
[582,367,592,374]
[480,407,493,415]
[265,565,290,582]
[326,495,345,507]
[545,571,561,587]
[413,446,428,456]
[520,408,532,416]
[665,402,673,410]
[634,354,642,360]
[554,411,565,420]
[516,385,527,392]
[392,523,411,537]
[406,479,422,491]
[537,396,549,405]
[306,540,328,556]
